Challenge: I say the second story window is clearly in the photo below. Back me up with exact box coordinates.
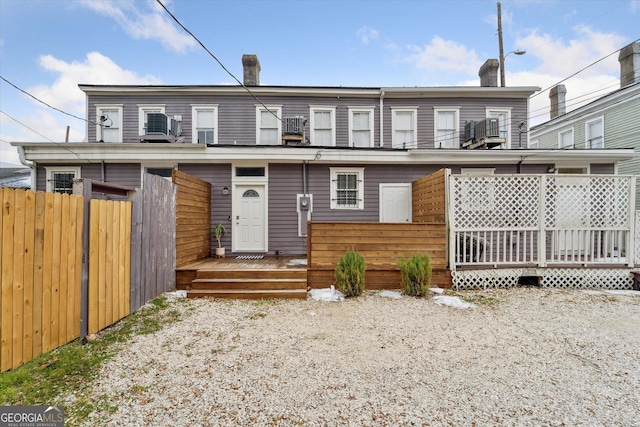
[391,108,418,149]
[96,105,122,143]
[434,107,460,149]
[192,105,218,144]
[585,117,603,149]
[310,106,336,146]
[558,128,574,149]
[487,108,511,148]
[349,107,375,148]
[138,104,166,135]
[256,105,282,145]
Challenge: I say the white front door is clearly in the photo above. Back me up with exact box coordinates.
[380,183,412,222]
[234,185,266,252]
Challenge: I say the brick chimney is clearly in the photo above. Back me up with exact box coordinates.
[549,85,567,119]
[618,41,640,88]
[242,54,260,86]
[479,59,499,87]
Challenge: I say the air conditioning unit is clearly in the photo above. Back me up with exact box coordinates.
[475,118,500,140]
[283,116,306,135]
[464,121,476,142]
[147,113,168,134]
[170,118,182,137]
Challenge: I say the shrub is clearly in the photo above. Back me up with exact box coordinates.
[399,253,432,297]
[334,249,366,297]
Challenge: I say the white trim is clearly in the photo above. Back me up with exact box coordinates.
[309,105,336,146]
[330,167,365,210]
[141,162,177,183]
[528,138,539,149]
[558,127,574,149]
[486,107,512,148]
[348,107,375,148]
[460,168,495,175]
[255,105,282,145]
[232,183,268,253]
[45,166,81,193]
[433,107,460,149]
[95,104,123,143]
[137,104,166,135]
[391,107,418,149]
[191,104,219,145]
[585,115,604,149]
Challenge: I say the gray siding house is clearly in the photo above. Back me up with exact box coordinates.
[14,55,635,257]
[530,41,640,208]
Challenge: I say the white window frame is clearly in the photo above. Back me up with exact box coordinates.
[433,107,460,149]
[348,107,375,148]
[255,105,282,145]
[486,107,512,148]
[138,104,166,136]
[309,105,336,146]
[585,116,604,149]
[558,127,574,149]
[45,166,81,194]
[141,163,177,183]
[391,107,418,149]
[330,167,365,210]
[192,104,219,145]
[95,104,123,143]
[528,138,539,149]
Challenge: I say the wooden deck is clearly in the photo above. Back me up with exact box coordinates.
[176,256,309,299]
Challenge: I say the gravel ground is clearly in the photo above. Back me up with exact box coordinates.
[84,288,640,426]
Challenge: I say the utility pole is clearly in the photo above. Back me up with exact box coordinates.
[498,2,505,87]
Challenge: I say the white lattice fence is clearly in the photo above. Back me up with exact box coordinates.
[635,211,640,266]
[452,268,634,290]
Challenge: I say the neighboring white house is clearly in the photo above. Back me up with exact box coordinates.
[530,41,640,209]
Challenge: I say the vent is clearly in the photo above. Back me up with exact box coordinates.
[283,117,306,135]
[147,113,168,134]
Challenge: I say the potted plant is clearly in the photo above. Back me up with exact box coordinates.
[214,223,226,258]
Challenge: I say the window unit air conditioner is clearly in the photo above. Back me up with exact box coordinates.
[283,117,306,135]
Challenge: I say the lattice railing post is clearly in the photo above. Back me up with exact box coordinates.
[538,174,546,267]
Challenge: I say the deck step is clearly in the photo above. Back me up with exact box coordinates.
[187,289,308,299]
[196,268,307,280]
[191,278,307,291]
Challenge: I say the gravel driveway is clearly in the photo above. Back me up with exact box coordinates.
[85,288,640,426]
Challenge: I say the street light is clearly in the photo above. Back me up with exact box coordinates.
[497,2,526,86]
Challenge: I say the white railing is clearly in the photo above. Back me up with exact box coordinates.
[449,174,635,270]
[635,211,640,266]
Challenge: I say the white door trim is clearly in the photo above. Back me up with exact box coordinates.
[379,183,412,222]
[232,183,268,253]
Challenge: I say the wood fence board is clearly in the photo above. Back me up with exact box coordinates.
[97,200,107,333]
[49,193,62,351]
[124,201,131,317]
[88,199,99,335]
[58,195,69,348]
[68,195,80,342]
[130,189,142,313]
[104,200,113,329]
[12,190,25,369]
[41,192,53,352]
[32,191,45,359]
[22,191,35,363]
[1,188,14,371]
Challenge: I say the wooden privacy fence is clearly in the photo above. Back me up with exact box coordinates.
[1,188,83,373]
[412,168,448,223]
[306,222,450,289]
[174,170,211,267]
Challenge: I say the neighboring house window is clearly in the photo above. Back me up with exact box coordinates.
[585,116,604,149]
[96,105,123,143]
[434,107,460,148]
[391,107,418,149]
[348,107,375,148]
[256,105,282,145]
[142,165,175,182]
[529,138,539,149]
[330,167,364,209]
[192,105,218,145]
[486,108,511,148]
[309,106,336,146]
[45,167,80,194]
[558,128,574,148]
[138,104,165,135]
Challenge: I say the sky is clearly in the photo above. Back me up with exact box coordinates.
[1,0,638,165]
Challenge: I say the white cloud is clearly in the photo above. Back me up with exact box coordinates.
[79,0,196,53]
[406,36,482,74]
[356,26,379,45]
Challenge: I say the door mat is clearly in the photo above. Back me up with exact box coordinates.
[236,255,264,260]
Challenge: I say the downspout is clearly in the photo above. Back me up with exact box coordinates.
[302,161,308,195]
[379,91,385,147]
[101,161,105,182]
[18,145,35,190]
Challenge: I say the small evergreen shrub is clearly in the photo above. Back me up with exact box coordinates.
[399,253,432,297]
[334,249,366,297]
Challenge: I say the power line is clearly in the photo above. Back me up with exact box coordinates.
[0,75,93,124]
[0,109,56,142]
[155,0,283,124]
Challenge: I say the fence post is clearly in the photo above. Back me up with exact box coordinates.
[538,175,547,267]
[129,188,142,313]
[73,179,91,338]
